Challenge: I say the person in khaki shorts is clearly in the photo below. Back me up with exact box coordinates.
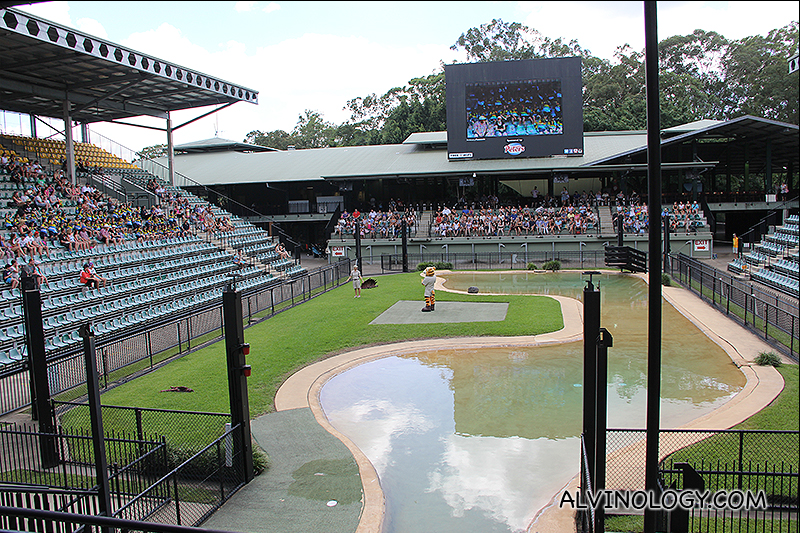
[347,264,363,298]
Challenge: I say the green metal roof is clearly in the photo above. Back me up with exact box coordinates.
[157,129,649,185]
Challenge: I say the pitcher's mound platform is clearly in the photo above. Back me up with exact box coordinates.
[370,300,508,325]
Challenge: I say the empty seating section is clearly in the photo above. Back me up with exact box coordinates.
[730,216,800,297]
[1,133,137,170]
[1,135,306,368]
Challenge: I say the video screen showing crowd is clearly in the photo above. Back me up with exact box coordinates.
[465,79,563,138]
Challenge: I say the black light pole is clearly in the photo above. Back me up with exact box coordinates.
[223,275,254,483]
[643,2,663,532]
[582,271,602,491]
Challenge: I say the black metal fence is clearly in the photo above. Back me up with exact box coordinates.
[0,260,352,416]
[577,428,800,532]
[380,250,608,273]
[0,404,243,531]
[669,254,799,360]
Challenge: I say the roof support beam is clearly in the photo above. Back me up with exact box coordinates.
[0,76,168,119]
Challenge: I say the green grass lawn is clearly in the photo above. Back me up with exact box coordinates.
[98,272,564,418]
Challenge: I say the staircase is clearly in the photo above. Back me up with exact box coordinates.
[598,205,615,235]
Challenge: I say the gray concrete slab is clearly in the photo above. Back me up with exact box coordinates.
[202,408,361,533]
[369,300,509,324]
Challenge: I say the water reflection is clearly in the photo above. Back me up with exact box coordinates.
[319,273,745,532]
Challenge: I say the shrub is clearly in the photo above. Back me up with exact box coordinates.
[526,263,539,271]
[252,446,270,475]
[541,260,561,272]
[661,273,671,286]
[754,351,782,367]
[416,261,453,271]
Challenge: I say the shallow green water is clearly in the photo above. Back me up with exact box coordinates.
[320,272,745,533]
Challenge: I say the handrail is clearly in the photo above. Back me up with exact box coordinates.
[0,505,241,533]
[135,157,301,248]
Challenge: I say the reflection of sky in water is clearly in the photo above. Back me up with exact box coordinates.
[319,273,746,533]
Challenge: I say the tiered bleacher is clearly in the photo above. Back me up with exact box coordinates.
[1,135,306,369]
[2,133,138,171]
[730,214,800,297]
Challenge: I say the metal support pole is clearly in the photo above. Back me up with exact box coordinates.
[223,277,254,482]
[644,2,663,531]
[401,219,409,272]
[80,323,112,530]
[354,220,363,274]
[21,274,59,468]
[582,271,601,491]
[594,327,613,533]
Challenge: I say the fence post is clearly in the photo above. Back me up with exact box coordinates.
[223,278,254,483]
[737,431,744,490]
[79,323,112,531]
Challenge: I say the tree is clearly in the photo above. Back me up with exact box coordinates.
[135,144,168,160]
[244,129,293,150]
[450,18,541,62]
[722,22,799,124]
[291,110,337,149]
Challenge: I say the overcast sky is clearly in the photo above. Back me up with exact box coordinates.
[7,1,799,153]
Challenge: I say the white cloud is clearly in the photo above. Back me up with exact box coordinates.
[234,1,257,12]
[76,18,107,38]
[15,0,72,26]
[262,2,281,14]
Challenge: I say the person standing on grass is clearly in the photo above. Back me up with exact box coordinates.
[347,264,363,298]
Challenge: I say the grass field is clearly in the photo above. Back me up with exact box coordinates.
[98,271,564,418]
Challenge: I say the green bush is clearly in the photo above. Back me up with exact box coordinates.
[416,261,453,271]
[252,446,270,475]
[754,351,782,367]
[661,273,671,286]
[541,260,561,272]
[526,263,539,271]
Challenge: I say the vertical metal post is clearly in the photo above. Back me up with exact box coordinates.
[80,323,112,530]
[223,278,254,483]
[594,327,613,533]
[644,2,663,531]
[354,220,363,274]
[21,274,58,467]
[401,219,409,272]
[582,271,602,491]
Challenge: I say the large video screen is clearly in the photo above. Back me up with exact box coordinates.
[446,57,583,161]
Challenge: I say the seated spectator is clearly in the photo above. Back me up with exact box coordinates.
[79,263,101,289]
[21,256,47,288]
[276,243,290,260]
[86,261,108,287]
[3,259,21,290]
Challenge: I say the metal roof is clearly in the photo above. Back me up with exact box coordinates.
[174,138,276,153]
[157,129,652,185]
[0,6,257,124]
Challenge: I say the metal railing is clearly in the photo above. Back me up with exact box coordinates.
[0,415,245,531]
[379,250,608,273]
[595,428,799,532]
[668,254,799,360]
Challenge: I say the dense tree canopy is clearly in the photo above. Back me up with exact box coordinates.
[232,19,797,151]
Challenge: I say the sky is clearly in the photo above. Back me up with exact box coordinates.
[6,1,799,155]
